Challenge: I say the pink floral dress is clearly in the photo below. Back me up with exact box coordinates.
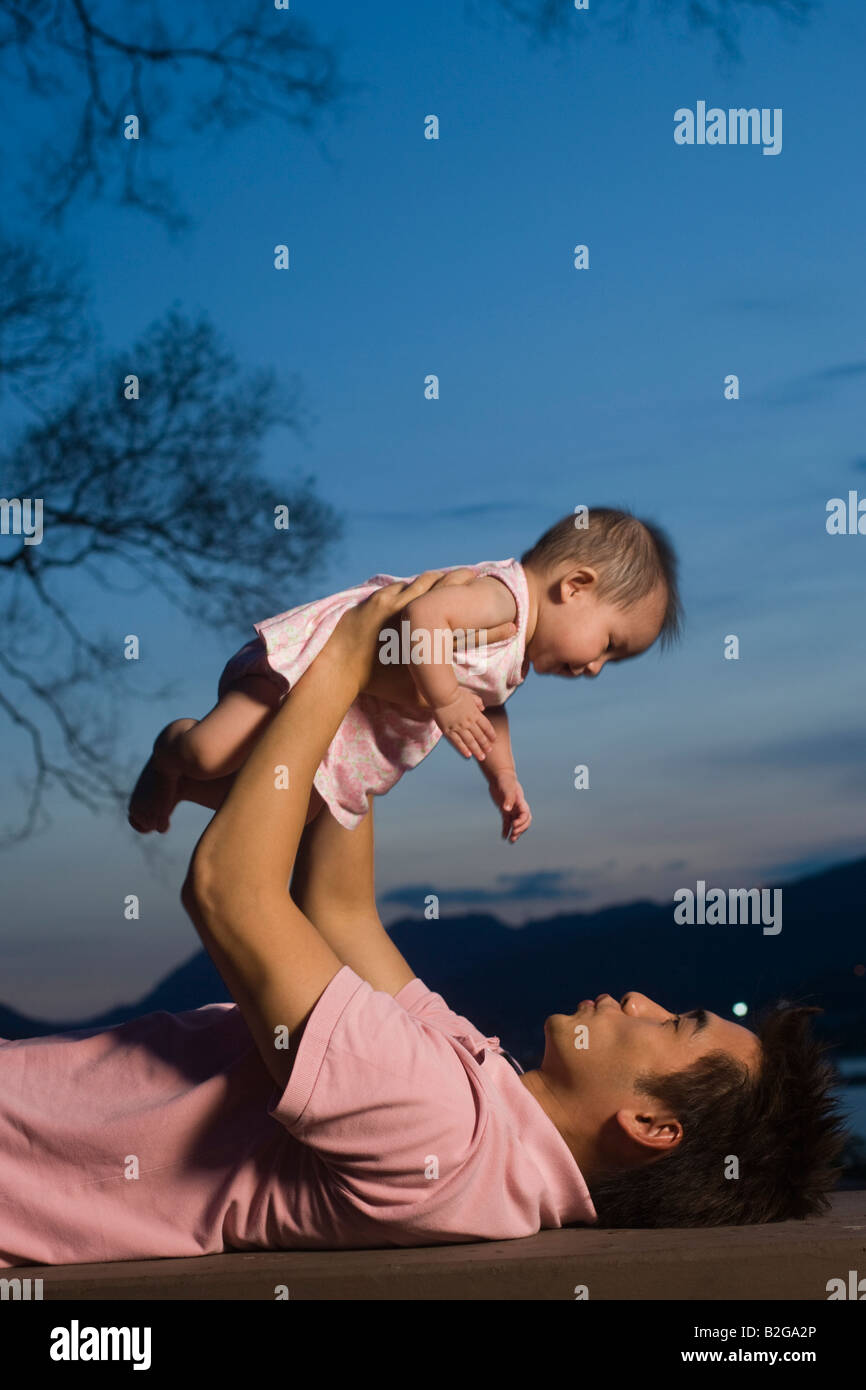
[218,558,531,829]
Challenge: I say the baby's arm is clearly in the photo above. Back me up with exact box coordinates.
[403,577,518,761]
[478,705,532,843]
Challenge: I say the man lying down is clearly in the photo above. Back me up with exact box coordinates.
[0,573,847,1267]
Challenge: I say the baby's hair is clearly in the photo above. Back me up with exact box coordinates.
[519,507,683,650]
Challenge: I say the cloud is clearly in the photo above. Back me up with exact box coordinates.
[696,726,866,772]
[381,868,590,907]
[354,500,539,524]
[760,845,866,885]
[762,360,866,408]
[711,296,800,315]
[706,290,833,320]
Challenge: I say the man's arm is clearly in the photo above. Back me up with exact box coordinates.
[181,573,446,1090]
[289,793,417,997]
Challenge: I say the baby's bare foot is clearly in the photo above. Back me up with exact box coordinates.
[128,718,198,834]
[128,756,181,834]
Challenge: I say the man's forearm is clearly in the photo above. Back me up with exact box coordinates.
[179,572,446,1081]
[289,798,417,996]
[192,639,360,898]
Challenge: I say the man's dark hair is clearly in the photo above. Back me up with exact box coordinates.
[587,1004,849,1227]
[519,506,683,650]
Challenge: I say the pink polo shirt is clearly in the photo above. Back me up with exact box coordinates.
[0,967,596,1268]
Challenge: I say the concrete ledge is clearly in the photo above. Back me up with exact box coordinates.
[10,1191,865,1300]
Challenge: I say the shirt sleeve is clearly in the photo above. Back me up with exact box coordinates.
[394,976,504,1054]
[267,966,486,1204]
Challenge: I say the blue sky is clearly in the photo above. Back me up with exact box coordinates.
[1,0,865,1017]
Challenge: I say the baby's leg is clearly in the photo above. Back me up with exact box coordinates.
[128,676,284,834]
[162,676,285,779]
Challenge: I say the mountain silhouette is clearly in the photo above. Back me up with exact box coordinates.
[2,857,864,1067]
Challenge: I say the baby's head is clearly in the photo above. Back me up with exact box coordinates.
[520,508,682,678]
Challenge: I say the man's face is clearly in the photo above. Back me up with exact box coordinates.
[543,992,761,1153]
[526,569,667,677]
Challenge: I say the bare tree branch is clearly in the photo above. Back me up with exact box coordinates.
[0,6,353,840]
[474,0,816,63]
[0,0,355,229]
[0,239,95,406]
[0,252,342,843]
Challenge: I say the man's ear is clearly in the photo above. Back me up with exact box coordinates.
[614,1106,684,1155]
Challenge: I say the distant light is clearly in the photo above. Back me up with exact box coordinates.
[854,964,865,977]
[732,1001,748,1017]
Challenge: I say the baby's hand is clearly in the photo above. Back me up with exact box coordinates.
[489,771,532,843]
[433,688,496,762]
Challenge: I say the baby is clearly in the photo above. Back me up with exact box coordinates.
[128,507,681,843]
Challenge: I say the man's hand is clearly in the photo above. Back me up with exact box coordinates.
[329,570,449,691]
[488,770,532,843]
[331,567,516,695]
[433,688,496,761]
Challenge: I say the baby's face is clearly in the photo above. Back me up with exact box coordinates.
[526,573,667,678]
